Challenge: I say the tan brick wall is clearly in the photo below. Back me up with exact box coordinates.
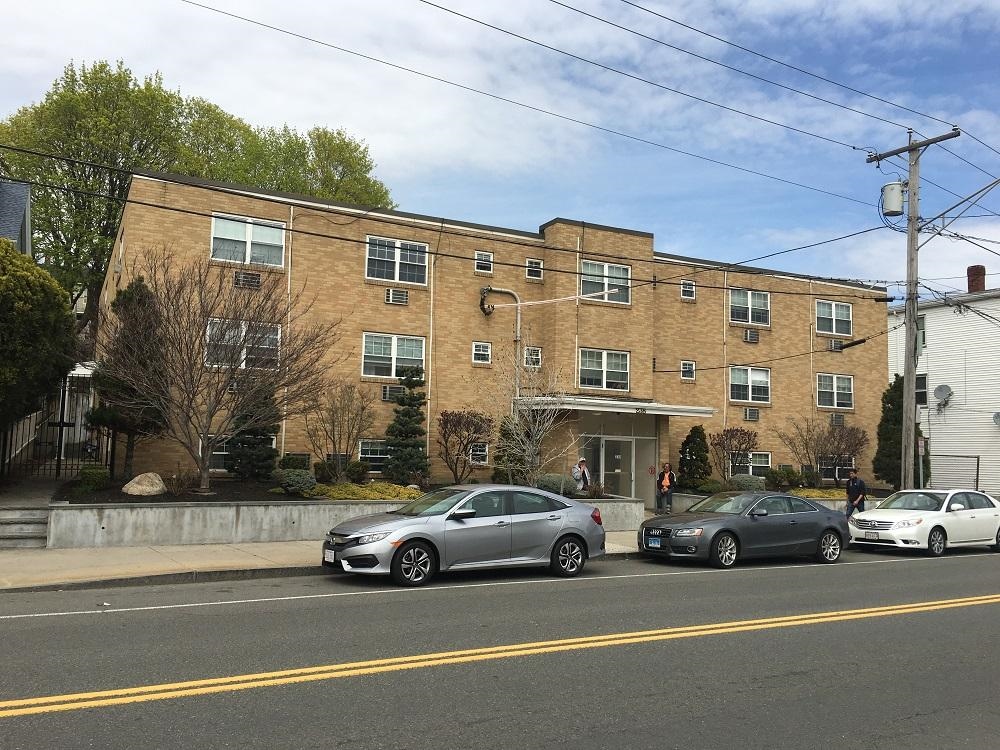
[102,177,888,488]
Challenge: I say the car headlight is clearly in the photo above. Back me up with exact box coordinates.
[673,528,703,537]
[848,516,860,527]
[891,518,923,529]
[356,532,392,545]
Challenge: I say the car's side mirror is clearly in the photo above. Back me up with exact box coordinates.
[949,503,965,512]
[749,507,768,517]
[450,507,477,520]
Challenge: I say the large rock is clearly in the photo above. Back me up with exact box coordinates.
[122,472,167,496]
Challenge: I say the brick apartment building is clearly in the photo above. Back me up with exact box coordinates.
[99,173,888,505]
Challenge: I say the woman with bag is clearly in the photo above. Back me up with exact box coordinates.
[656,462,676,514]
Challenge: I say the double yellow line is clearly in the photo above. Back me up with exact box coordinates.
[3,592,999,718]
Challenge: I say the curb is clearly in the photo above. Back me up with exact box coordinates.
[1,550,644,593]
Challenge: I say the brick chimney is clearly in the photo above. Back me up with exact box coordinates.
[967,265,986,293]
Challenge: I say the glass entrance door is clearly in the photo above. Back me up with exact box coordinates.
[601,439,633,497]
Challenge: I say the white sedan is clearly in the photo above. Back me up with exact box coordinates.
[849,489,1000,556]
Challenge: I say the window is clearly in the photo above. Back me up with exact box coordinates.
[579,348,629,390]
[524,346,542,369]
[526,258,544,280]
[472,341,492,364]
[730,366,770,403]
[365,236,428,285]
[474,251,493,273]
[362,333,425,377]
[511,490,566,514]
[581,261,631,304]
[917,315,926,349]
[680,280,696,300]
[731,451,770,477]
[915,374,927,406]
[730,289,770,325]
[470,442,488,466]
[680,360,696,380]
[816,300,852,335]
[787,497,817,514]
[206,434,277,473]
[817,373,854,409]
[381,384,406,402]
[819,455,855,481]
[211,215,284,266]
[359,439,390,473]
[462,491,506,517]
[205,319,280,369]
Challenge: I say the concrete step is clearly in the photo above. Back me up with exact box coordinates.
[0,519,48,534]
[0,509,49,522]
[0,532,48,549]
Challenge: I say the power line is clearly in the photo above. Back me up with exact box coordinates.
[0,168,890,301]
[0,141,888,293]
[175,0,872,207]
[418,0,866,150]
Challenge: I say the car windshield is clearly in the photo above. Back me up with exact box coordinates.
[391,488,471,517]
[687,492,759,515]
[876,491,946,511]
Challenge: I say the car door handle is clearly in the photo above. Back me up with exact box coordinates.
[548,515,561,521]
[495,521,508,526]
[788,520,798,525]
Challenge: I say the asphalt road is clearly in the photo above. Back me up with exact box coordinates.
[2,548,1000,750]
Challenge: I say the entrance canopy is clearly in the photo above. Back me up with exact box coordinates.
[517,395,714,418]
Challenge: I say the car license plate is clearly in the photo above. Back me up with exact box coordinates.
[324,548,337,563]
[865,531,879,540]
[647,537,661,549]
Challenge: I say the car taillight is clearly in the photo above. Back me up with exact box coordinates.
[591,508,603,526]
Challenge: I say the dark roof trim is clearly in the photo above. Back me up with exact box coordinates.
[538,217,654,239]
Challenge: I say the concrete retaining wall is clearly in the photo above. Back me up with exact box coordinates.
[47,497,645,548]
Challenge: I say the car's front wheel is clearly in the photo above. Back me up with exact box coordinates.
[926,527,947,557]
[709,532,739,569]
[991,526,1000,552]
[390,541,436,586]
[816,530,842,563]
[550,536,586,577]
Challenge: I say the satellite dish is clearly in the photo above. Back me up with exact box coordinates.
[993,412,1000,427]
[933,384,953,401]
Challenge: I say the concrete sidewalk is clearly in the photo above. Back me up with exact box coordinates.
[0,532,641,592]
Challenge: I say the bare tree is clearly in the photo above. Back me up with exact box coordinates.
[708,427,759,481]
[95,250,340,491]
[825,424,871,487]
[437,409,495,484]
[304,377,377,482]
[773,417,828,477]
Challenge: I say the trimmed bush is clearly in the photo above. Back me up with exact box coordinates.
[279,454,311,470]
[78,466,112,491]
[790,487,845,499]
[272,469,316,496]
[697,479,725,495]
[311,481,423,501]
[765,466,802,491]
[728,474,766,491]
[345,460,370,484]
[535,473,575,497]
[314,461,335,484]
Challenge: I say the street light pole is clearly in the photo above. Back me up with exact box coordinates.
[867,127,960,489]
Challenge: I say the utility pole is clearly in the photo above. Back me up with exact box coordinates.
[867,127,960,489]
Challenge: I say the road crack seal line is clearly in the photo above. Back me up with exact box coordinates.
[3,592,1000,718]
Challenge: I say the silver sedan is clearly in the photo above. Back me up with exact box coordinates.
[322,484,606,586]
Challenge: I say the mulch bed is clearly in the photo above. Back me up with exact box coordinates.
[55,479,286,504]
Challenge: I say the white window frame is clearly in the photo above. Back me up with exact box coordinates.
[205,319,281,369]
[362,332,426,378]
[916,315,926,349]
[211,214,285,267]
[817,373,854,409]
[819,455,855,481]
[524,346,542,369]
[915,373,927,406]
[816,300,853,336]
[730,451,770,478]
[359,439,390,473]
[526,258,544,280]
[581,260,631,304]
[204,434,277,473]
[680,360,696,380]
[730,366,770,403]
[472,341,492,364]
[470,442,488,466]
[474,251,494,274]
[730,289,770,325]
[579,348,629,391]
[680,280,696,300]
[365,236,428,285]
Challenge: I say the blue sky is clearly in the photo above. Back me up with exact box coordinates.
[3,0,1000,299]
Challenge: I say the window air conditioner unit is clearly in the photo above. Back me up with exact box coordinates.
[828,339,844,352]
[234,270,262,289]
[743,329,760,343]
[381,384,406,401]
[830,413,845,427]
[385,288,409,305]
[744,407,760,422]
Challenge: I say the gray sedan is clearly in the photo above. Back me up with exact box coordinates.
[322,484,606,586]
[638,491,849,568]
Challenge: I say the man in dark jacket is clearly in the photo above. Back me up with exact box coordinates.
[845,469,867,517]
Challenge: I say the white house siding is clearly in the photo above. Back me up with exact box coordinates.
[887,295,1000,494]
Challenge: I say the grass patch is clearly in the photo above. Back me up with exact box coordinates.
[310,481,423,501]
[789,488,846,499]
